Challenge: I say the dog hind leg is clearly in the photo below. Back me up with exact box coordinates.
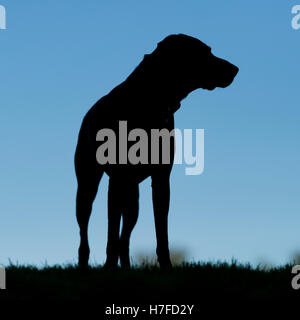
[119,183,139,268]
[75,147,103,268]
[104,177,123,268]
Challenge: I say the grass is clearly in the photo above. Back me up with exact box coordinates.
[1,261,299,311]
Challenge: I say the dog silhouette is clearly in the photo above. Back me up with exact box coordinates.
[75,34,239,268]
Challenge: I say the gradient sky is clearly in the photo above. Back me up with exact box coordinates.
[0,1,299,267]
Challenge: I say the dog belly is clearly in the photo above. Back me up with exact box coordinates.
[103,163,172,183]
[103,165,150,183]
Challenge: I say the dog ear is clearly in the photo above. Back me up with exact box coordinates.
[155,34,186,57]
[151,35,185,74]
[156,34,211,60]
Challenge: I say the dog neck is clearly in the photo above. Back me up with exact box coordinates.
[124,54,195,115]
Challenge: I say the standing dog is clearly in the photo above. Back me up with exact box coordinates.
[75,34,239,268]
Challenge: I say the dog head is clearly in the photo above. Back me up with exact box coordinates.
[152,34,239,93]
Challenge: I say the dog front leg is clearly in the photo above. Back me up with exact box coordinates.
[152,176,172,268]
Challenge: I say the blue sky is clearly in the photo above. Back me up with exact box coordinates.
[0,1,299,266]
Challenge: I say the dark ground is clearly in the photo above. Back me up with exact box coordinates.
[1,261,299,316]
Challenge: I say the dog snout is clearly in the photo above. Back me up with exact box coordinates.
[217,59,239,88]
[231,65,239,78]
